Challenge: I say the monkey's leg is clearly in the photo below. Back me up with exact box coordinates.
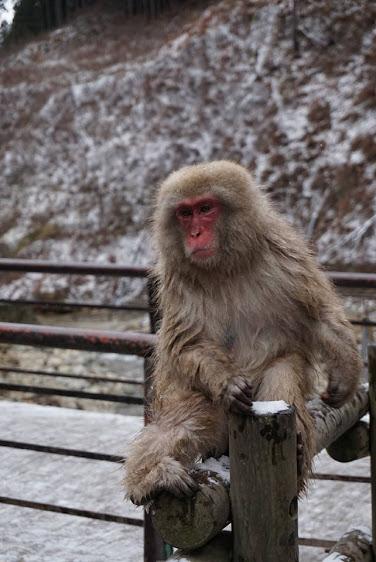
[317,322,362,408]
[255,354,315,494]
[124,390,227,505]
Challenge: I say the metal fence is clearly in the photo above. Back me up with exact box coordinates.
[0,258,375,560]
[0,259,170,562]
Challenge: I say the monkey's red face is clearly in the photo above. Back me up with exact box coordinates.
[175,195,221,261]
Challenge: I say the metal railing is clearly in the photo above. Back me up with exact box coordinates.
[0,258,375,560]
[0,327,159,553]
[0,258,153,404]
[0,259,170,562]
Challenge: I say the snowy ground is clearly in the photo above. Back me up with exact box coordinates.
[0,401,144,561]
[300,453,370,560]
[0,400,371,561]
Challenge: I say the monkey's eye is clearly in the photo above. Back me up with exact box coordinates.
[199,203,213,214]
[177,208,193,218]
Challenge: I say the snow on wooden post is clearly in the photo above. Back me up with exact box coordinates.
[368,345,376,560]
[323,527,372,562]
[229,401,298,562]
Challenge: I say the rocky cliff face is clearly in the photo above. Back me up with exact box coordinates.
[0,0,375,302]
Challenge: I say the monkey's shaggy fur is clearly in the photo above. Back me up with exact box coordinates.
[124,161,361,504]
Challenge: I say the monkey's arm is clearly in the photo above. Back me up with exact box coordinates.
[158,336,250,406]
[178,342,246,402]
[316,319,362,408]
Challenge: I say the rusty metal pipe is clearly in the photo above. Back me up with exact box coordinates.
[0,322,156,356]
[328,271,376,289]
[0,258,149,278]
[0,259,375,289]
[0,298,149,312]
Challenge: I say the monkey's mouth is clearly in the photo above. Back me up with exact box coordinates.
[190,247,216,259]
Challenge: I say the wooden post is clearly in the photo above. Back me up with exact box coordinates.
[368,344,376,561]
[229,402,298,562]
[152,387,368,552]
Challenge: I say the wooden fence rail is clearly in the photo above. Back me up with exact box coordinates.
[152,384,370,561]
[0,259,375,561]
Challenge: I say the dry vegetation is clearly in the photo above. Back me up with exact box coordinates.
[0,0,375,300]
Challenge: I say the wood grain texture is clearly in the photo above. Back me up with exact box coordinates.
[229,405,298,562]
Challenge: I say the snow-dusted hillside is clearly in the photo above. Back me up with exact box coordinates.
[0,0,375,301]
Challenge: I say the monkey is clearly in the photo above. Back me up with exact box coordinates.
[124,161,362,504]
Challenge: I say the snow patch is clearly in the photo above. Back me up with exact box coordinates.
[323,554,347,562]
[198,455,230,484]
[344,525,372,540]
[323,525,372,561]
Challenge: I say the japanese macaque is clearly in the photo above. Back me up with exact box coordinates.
[124,161,361,503]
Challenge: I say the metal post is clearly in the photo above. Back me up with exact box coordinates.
[229,403,298,562]
[362,322,370,373]
[368,345,376,559]
[143,278,171,562]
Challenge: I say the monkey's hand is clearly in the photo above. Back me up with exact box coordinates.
[320,378,355,408]
[222,376,254,415]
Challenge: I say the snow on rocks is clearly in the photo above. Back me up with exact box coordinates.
[0,0,375,302]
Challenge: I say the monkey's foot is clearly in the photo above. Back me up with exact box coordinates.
[320,380,354,408]
[125,456,199,506]
[223,376,254,415]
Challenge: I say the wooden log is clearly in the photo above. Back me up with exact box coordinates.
[169,531,231,561]
[368,345,376,561]
[323,527,372,561]
[309,384,369,454]
[151,463,230,550]
[327,420,369,462]
[230,402,298,562]
[152,387,368,552]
